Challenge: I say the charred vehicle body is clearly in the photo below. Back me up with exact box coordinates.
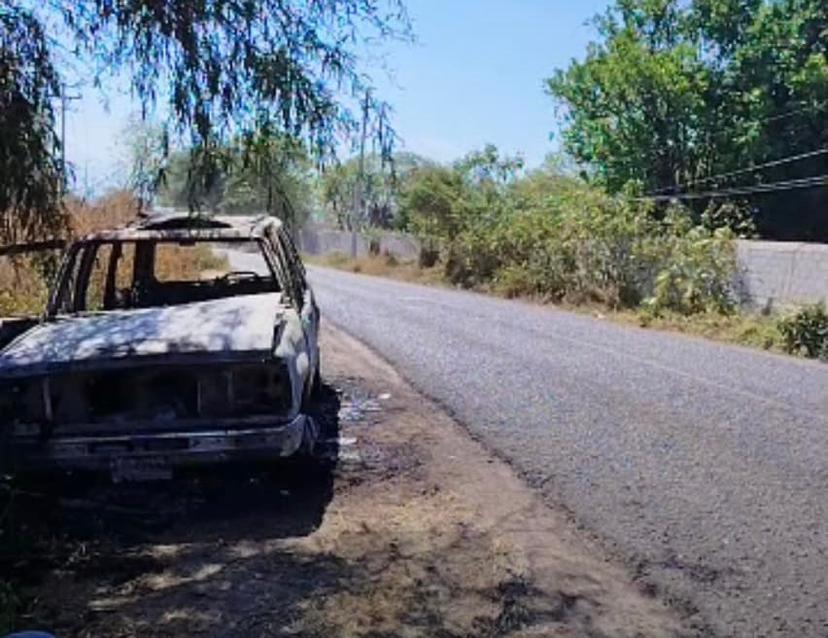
[0,215,320,480]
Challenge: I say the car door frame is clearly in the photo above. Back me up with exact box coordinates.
[265,225,320,394]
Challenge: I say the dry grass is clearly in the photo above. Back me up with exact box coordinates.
[153,244,230,282]
[67,190,141,237]
[0,192,229,317]
[0,260,50,316]
[573,306,784,353]
[306,252,445,287]
[1,191,141,317]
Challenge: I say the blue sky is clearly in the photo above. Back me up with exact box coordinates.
[65,0,609,191]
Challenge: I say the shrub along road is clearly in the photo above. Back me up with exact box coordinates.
[307,265,828,638]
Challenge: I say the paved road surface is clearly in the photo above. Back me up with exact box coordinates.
[305,265,827,637]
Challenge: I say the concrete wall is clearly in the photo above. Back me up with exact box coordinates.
[297,227,370,258]
[736,240,828,309]
[297,226,420,262]
[299,226,828,308]
[377,233,421,262]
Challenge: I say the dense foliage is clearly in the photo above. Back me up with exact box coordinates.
[400,147,738,315]
[319,152,432,230]
[547,0,828,240]
[0,0,410,241]
[777,302,828,359]
[0,6,63,243]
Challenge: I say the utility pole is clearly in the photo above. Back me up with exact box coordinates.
[59,82,81,196]
[351,89,371,258]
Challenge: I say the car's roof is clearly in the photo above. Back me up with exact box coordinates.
[81,213,283,242]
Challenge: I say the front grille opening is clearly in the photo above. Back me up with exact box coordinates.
[5,362,293,428]
[198,364,291,417]
[233,365,291,413]
[86,369,199,421]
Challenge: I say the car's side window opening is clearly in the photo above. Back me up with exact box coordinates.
[266,228,303,310]
[84,242,137,311]
[271,228,305,307]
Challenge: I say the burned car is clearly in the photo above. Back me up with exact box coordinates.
[0,214,320,480]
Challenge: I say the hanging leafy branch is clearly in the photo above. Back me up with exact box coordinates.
[0,0,412,241]
[0,5,64,243]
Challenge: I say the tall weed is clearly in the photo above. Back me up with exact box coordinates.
[777,303,828,360]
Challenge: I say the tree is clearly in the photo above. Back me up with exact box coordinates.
[0,6,63,243]
[547,0,828,239]
[320,151,432,230]
[0,0,411,242]
[222,136,314,228]
[155,136,315,228]
[548,0,721,194]
[123,116,169,211]
[400,146,522,246]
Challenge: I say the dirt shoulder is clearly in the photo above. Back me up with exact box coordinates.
[4,325,686,637]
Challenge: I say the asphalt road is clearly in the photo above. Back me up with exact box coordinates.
[307,265,828,638]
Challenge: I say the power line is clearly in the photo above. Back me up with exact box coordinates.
[644,100,828,195]
[650,147,828,195]
[641,175,828,201]
[636,173,828,202]
[681,99,828,148]
[760,100,828,124]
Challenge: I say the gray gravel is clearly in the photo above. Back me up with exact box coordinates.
[307,265,828,638]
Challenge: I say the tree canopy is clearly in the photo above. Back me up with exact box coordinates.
[153,136,315,228]
[319,151,432,230]
[547,0,828,240]
[0,0,411,242]
[0,5,63,243]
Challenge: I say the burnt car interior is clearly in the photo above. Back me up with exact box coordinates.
[53,236,280,315]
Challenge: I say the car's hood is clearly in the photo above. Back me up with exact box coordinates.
[0,293,285,377]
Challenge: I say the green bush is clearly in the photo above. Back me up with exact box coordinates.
[400,147,739,316]
[777,303,828,360]
[642,214,738,315]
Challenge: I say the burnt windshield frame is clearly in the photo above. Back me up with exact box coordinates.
[47,237,280,317]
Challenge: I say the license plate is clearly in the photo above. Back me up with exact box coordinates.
[110,457,173,482]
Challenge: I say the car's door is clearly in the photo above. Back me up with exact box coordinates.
[276,226,320,384]
[266,226,319,392]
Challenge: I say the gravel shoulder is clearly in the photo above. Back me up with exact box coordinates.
[3,325,685,637]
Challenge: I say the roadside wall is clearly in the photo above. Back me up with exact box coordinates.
[297,226,370,258]
[297,226,420,262]
[736,239,828,309]
[299,226,828,308]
